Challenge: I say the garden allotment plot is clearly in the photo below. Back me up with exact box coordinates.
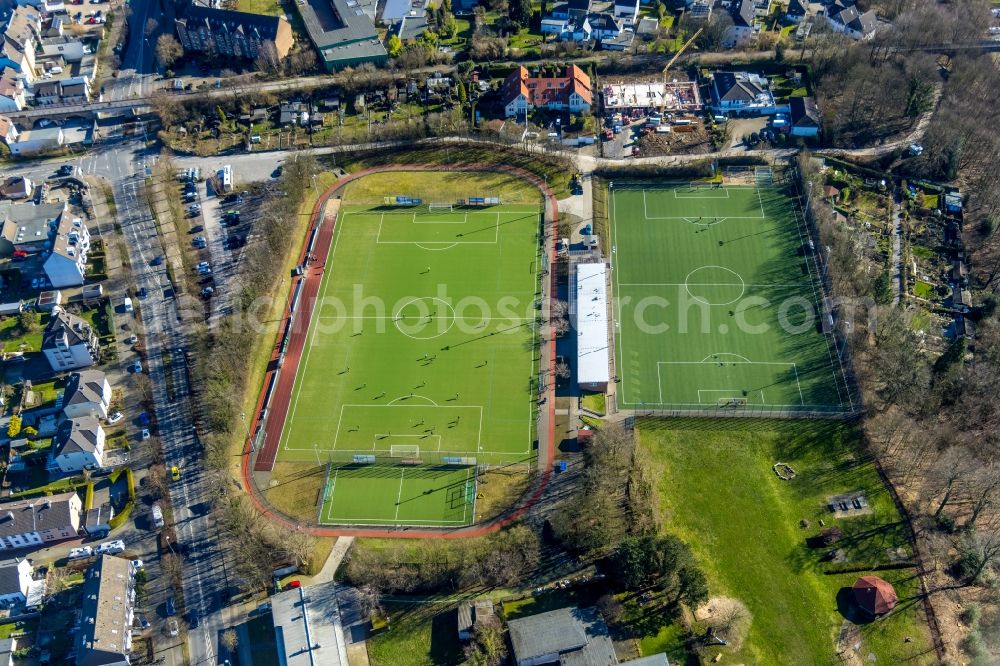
[279,201,542,527]
[611,182,853,414]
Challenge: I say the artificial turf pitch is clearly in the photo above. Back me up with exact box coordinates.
[278,203,542,527]
[610,182,853,414]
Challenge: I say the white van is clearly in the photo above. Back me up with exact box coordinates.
[123,297,133,313]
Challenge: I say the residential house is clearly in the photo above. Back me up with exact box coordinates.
[41,308,100,371]
[825,1,877,40]
[0,558,32,605]
[32,79,61,105]
[0,71,25,112]
[175,3,294,64]
[709,71,780,115]
[565,0,591,18]
[723,0,756,48]
[43,213,90,287]
[40,35,87,62]
[752,0,772,16]
[76,555,135,666]
[62,369,112,420]
[0,491,82,550]
[501,66,593,118]
[583,13,622,41]
[1,7,41,85]
[0,116,17,148]
[785,0,808,22]
[58,78,91,104]
[789,96,820,136]
[0,200,66,256]
[51,416,105,473]
[613,0,640,26]
[0,176,32,200]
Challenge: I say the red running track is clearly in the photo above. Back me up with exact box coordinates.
[242,163,558,538]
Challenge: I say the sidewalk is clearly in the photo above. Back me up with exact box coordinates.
[309,536,354,585]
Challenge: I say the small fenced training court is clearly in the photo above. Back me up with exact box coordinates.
[318,457,478,527]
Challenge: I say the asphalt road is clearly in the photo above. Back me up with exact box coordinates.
[107,137,234,666]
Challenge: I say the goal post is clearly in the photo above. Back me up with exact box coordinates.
[428,203,454,212]
[390,444,421,458]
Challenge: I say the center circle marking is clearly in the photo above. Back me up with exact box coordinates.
[684,266,746,306]
[393,297,456,339]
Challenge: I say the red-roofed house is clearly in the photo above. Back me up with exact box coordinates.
[501,66,593,118]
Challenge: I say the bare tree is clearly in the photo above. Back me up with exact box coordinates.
[221,628,239,652]
[925,446,975,518]
[144,18,158,38]
[554,360,570,380]
[966,464,1000,527]
[155,35,183,69]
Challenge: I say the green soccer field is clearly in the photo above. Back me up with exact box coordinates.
[278,191,542,526]
[319,465,477,526]
[610,182,853,414]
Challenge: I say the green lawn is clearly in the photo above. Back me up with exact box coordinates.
[610,183,852,414]
[634,419,934,664]
[0,313,46,352]
[913,280,935,300]
[367,604,465,666]
[276,171,543,526]
[581,391,606,415]
[235,0,287,16]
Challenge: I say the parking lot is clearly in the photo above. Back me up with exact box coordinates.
[177,170,269,325]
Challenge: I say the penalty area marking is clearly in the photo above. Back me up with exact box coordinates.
[655,359,804,406]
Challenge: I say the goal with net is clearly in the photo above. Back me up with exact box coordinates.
[718,398,748,408]
[428,203,454,212]
[390,444,421,458]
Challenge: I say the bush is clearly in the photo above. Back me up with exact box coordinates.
[7,415,21,438]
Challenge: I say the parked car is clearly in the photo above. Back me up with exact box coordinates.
[137,615,150,630]
[171,465,181,481]
[123,297,133,313]
[96,539,126,555]
[131,559,144,571]
[189,225,204,234]
[165,597,176,616]
[150,255,162,266]
[107,411,124,425]
[132,360,142,373]
[200,287,214,299]
[137,287,146,299]
[151,503,164,529]
[141,428,150,440]
[68,546,93,560]
[125,335,138,345]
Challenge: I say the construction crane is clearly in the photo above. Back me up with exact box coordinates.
[660,27,703,116]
